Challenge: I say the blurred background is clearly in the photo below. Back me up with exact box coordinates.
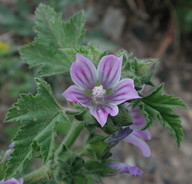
[0,0,192,183]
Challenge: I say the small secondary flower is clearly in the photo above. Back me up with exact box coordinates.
[62,54,140,127]
[124,107,151,157]
[105,127,133,143]
[105,106,151,157]
[109,162,143,176]
[0,178,23,184]
[2,142,14,162]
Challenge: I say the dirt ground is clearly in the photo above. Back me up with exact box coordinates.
[0,0,192,183]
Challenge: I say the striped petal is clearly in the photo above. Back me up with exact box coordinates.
[62,85,92,107]
[90,104,118,127]
[97,55,123,89]
[0,178,23,184]
[70,54,97,90]
[133,130,152,140]
[124,134,151,158]
[106,78,140,105]
[130,107,147,130]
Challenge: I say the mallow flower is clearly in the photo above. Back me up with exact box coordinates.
[0,178,23,184]
[62,54,140,127]
[124,107,152,158]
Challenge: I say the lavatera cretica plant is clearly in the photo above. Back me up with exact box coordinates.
[1,4,187,184]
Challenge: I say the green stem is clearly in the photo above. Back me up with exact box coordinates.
[65,121,84,147]
[23,164,52,184]
[23,121,84,184]
[64,107,81,115]
[57,121,84,152]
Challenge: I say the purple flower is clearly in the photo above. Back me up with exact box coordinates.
[2,142,14,162]
[105,127,133,143]
[103,106,151,157]
[124,107,151,158]
[0,178,23,184]
[109,162,143,176]
[62,54,140,127]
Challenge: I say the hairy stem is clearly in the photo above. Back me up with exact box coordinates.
[56,121,84,155]
[64,121,84,148]
[23,121,84,183]
[64,107,81,115]
[23,164,52,184]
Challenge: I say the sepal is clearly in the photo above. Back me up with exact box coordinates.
[54,152,84,183]
[117,50,159,88]
[84,160,115,176]
[84,135,111,160]
[103,105,132,134]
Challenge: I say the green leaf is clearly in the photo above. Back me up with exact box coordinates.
[61,45,107,65]
[5,79,66,123]
[34,4,85,48]
[4,79,68,178]
[0,163,5,180]
[139,84,187,146]
[20,4,86,77]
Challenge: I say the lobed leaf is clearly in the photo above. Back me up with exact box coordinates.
[139,84,187,146]
[4,79,68,178]
[61,45,106,66]
[20,4,86,77]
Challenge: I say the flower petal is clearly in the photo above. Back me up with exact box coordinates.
[70,54,97,90]
[130,107,147,130]
[62,85,92,107]
[18,179,23,184]
[105,127,133,143]
[109,162,143,176]
[90,104,118,127]
[124,134,151,158]
[106,78,140,105]
[97,55,123,89]
[1,178,23,184]
[133,130,152,140]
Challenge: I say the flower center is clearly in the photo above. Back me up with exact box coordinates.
[92,85,106,102]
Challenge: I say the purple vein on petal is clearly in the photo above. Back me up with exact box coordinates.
[62,85,92,107]
[70,54,97,90]
[98,55,123,89]
[106,79,140,105]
